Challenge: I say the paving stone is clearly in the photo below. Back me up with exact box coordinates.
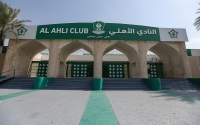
[106,90,200,125]
[1,89,200,125]
[0,89,24,96]
[0,90,90,125]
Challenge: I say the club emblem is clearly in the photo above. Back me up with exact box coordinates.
[17,27,27,36]
[168,29,178,38]
[92,21,105,34]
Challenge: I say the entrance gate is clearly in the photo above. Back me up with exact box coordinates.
[66,62,129,78]
[66,62,93,77]
[30,61,48,77]
[147,62,163,78]
[30,61,163,78]
[102,62,129,78]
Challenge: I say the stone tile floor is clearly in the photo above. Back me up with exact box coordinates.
[106,90,200,125]
[0,89,200,125]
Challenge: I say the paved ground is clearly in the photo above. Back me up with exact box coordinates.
[0,89,23,96]
[106,90,200,125]
[0,89,200,125]
[0,90,90,125]
[166,89,200,100]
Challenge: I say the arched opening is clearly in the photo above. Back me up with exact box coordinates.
[59,41,94,78]
[146,50,163,78]
[148,42,183,78]
[13,40,48,77]
[102,41,138,78]
[30,49,49,77]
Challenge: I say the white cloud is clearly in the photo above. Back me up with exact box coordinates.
[190,36,200,42]
[186,36,200,49]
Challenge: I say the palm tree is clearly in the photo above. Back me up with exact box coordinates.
[194,4,200,31]
[0,1,31,47]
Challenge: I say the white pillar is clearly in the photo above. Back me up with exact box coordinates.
[47,40,60,77]
[93,41,103,78]
[136,41,148,78]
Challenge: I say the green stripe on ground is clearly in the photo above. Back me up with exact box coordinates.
[80,91,118,125]
[0,90,38,101]
[159,91,200,104]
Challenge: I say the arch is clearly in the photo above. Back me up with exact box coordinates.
[59,40,93,62]
[13,40,47,77]
[146,51,162,62]
[103,41,138,63]
[59,40,94,77]
[102,41,138,78]
[149,42,183,78]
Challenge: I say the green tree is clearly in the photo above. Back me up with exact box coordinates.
[0,1,31,46]
[194,3,200,31]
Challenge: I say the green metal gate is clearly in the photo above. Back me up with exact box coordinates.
[66,62,93,77]
[102,62,129,78]
[147,62,163,78]
[30,61,163,78]
[30,61,48,77]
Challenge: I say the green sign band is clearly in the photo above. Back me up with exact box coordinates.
[7,21,188,42]
[36,22,160,41]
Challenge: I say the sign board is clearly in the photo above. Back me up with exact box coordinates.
[6,21,188,42]
[159,28,188,42]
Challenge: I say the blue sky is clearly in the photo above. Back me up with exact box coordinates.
[3,0,200,49]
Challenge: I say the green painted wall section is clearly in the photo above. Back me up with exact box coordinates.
[80,91,118,125]
[187,49,192,56]
[92,78,103,90]
[0,76,6,79]
[142,78,161,91]
[187,78,200,86]
[2,46,7,54]
[34,77,52,89]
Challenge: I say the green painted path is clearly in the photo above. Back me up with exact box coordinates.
[0,90,38,101]
[80,91,118,125]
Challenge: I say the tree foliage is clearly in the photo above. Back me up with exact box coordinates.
[0,1,31,46]
[194,4,200,31]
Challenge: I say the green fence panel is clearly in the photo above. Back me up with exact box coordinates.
[187,78,200,86]
[142,78,161,91]
[92,78,103,90]
[34,77,52,89]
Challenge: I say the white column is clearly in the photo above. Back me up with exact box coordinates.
[47,40,60,77]
[93,41,103,78]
